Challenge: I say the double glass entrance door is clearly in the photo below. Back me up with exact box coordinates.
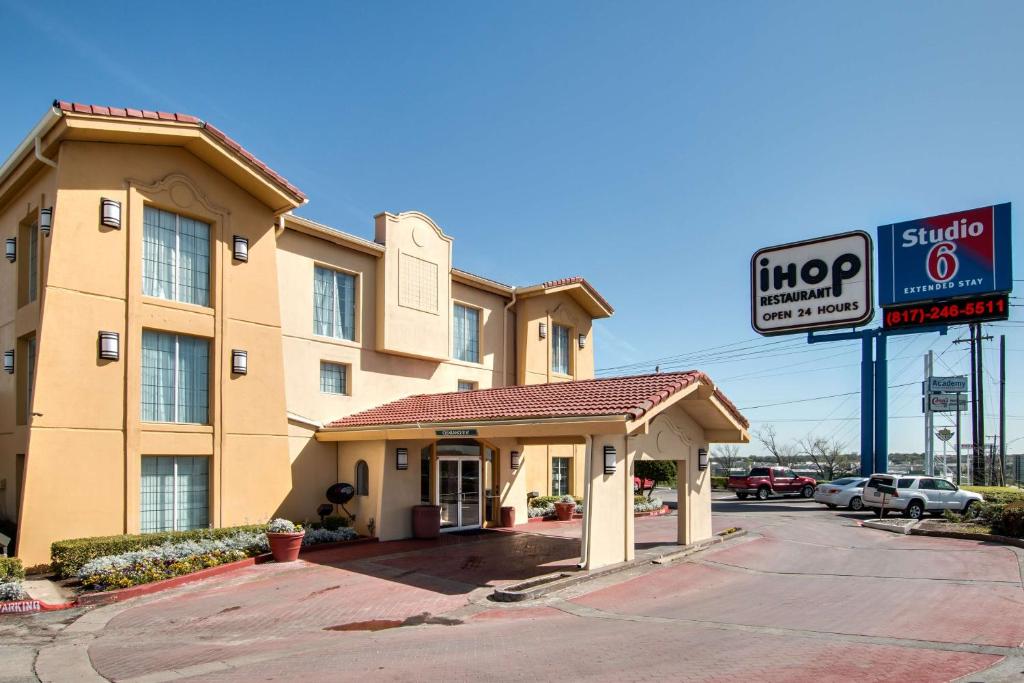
[438,457,481,531]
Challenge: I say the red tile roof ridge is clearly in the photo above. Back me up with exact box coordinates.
[325,370,748,430]
[53,100,305,201]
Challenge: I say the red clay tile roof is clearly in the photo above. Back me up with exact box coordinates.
[54,100,306,202]
[532,276,614,314]
[324,371,748,430]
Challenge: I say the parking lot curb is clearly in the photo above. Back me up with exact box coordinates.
[490,528,747,602]
[861,518,919,535]
[909,527,1024,549]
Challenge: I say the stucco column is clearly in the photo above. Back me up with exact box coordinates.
[676,458,690,545]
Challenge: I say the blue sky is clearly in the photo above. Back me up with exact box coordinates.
[1,0,1021,455]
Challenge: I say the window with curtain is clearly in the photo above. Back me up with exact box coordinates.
[320,362,347,394]
[25,336,36,421]
[143,206,210,306]
[551,457,570,496]
[453,304,480,363]
[140,456,209,533]
[313,266,356,341]
[552,324,571,374]
[355,460,369,496]
[141,330,209,424]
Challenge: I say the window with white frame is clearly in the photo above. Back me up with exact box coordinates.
[552,324,571,375]
[142,206,211,306]
[28,222,38,303]
[140,456,209,533]
[141,330,209,424]
[457,380,477,392]
[320,361,348,394]
[453,303,480,363]
[313,266,356,341]
[551,457,570,496]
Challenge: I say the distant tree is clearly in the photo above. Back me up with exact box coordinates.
[634,460,677,499]
[754,425,796,467]
[798,436,856,481]
[712,444,742,475]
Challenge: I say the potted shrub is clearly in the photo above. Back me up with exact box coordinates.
[554,495,576,521]
[266,518,304,562]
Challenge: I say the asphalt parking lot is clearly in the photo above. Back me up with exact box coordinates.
[4,495,1023,682]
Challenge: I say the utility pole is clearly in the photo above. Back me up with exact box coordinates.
[977,324,986,485]
[924,351,933,475]
[999,334,1006,487]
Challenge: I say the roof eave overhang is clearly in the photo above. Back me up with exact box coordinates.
[283,214,385,257]
[516,282,613,318]
[58,114,304,214]
[316,415,628,442]
[624,380,750,444]
[451,269,515,298]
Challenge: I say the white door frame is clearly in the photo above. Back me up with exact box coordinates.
[436,455,482,532]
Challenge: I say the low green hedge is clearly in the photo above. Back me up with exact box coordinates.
[529,495,581,508]
[0,557,25,582]
[964,486,1024,506]
[711,476,729,489]
[51,524,267,579]
[994,502,1024,537]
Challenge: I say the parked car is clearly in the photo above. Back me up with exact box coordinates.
[813,477,868,511]
[862,474,984,519]
[727,467,817,500]
[634,475,655,493]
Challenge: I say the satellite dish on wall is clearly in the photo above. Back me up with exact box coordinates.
[326,483,355,505]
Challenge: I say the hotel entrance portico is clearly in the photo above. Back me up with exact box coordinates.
[317,371,749,570]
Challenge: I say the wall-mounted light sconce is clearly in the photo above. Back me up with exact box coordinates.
[39,207,53,236]
[231,349,248,375]
[538,322,547,339]
[232,235,249,262]
[3,350,13,374]
[100,199,121,229]
[578,334,586,349]
[603,445,617,475]
[5,238,15,263]
[510,450,521,470]
[698,448,709,471]
[98,331,120,361]
[396,447,408,470]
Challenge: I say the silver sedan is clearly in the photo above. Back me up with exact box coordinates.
[813,477,868,511]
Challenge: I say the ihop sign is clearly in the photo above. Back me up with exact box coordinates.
[878,203,1012,306]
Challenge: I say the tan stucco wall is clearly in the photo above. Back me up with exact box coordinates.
[275,228,510,427]
[10,140,292,565]
[515,291,595,386]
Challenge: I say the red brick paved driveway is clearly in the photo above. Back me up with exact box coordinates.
[82,502,1024,682]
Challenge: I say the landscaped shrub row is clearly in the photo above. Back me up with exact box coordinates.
[0,557,24,582]
[51,524,268,578]
[711,476,729,489]
[635,497,664,513]
[963,486,1024,506]
[77,526,359,592]
[0,557,26,602]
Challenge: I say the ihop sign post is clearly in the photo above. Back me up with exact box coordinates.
[878,203,1012,307]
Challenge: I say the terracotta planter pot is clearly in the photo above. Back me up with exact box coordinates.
[554,502,575,521]
[266,531,305,562]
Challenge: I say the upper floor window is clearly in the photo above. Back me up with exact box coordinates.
[314,266,356,341]
[457,380,477,392]
[552,324,571,375]
[27,223,38,303]
[453,303,480,363]
[320,361,348,394]
[143,206,210,307]
[141,330,209,424]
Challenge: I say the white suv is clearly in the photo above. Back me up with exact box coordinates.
[862,474,984,520]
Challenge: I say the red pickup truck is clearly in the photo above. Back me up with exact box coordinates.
[727,467,817,500]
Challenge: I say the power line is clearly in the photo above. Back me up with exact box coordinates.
[739,380,918,411]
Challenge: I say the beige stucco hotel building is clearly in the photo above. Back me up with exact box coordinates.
[0,101,748,569]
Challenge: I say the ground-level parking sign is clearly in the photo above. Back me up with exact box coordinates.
[750,231,874,335]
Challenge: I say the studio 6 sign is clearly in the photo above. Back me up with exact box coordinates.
[751,231,874,335]
[878,203,1012,306]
